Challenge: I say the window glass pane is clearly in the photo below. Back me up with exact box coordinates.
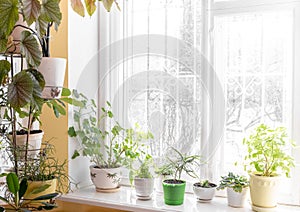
[214,10,294,202]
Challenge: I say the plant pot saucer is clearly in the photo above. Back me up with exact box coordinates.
[252,204,277,212]
[197,198,212,203]
[136,194,152,200]
[96,186,120,193]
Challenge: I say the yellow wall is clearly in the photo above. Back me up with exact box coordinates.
[40,1,68,178]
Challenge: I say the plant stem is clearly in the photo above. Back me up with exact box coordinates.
[10,55,18,176]
[24,105,33,176]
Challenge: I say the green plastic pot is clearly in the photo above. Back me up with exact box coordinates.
[162,179,186,205]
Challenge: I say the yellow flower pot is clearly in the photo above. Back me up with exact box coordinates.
[24,178,57,202]
[249,173,280,209]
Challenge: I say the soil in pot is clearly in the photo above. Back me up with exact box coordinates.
[193,182,217,202]
[163,179,186,205]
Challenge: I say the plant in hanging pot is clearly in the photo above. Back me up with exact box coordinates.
[193,179,217,203]
[162,147,201,205]
[217,172,249,208]
[0,172,59,212]
[243,124,295,211]
[68,92,153,192]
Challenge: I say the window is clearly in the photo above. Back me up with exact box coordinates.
[98,0,300,205]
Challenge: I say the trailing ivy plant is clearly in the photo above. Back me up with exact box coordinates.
[217,172,249,193]
[68,91,153,169]
[243,124,295,177]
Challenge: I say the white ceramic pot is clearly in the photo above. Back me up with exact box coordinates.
[193,182,217,202]
[89,165,121,192]
[227,187,249,208]
[249,173,280,209]
[9,130,44,159]
[134,177,154,200]
[38,57,67,99]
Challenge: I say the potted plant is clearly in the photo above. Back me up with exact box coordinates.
[0,172,58,212]
[243,124,295,211]
[193,179,217,202]
[19,142,68,201]
[217,172,249,207]
[162,147,201,205]
[68,93,153,192]
[130,156,154,200]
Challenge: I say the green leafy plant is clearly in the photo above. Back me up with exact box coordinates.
[19,142,69,193]
[164,147,201,182]
[0,173,58,212]
[243,124,295,177]
[68,92,153,169]
[217,172,249,193]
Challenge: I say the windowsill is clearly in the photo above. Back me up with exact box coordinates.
[59,186,300,212]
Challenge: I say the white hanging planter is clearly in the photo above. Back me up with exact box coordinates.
[38,57,67,99]
[89,165,121,192]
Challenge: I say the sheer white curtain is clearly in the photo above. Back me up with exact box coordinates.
[98,0,300,204]
[98,0,222,181]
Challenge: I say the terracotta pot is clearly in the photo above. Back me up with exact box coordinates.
[89,165,121,192]
[38,57,67,99]
[249,173,280,210]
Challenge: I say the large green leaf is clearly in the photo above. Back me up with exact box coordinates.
[27,69,45,111]
[19,178,28,199]
[0,33,8,53]
[85,0,96,16]
[71,0,85,17]
[0,60,11,84]
[8,71,33,109]
[23,0,42,26]
[35,13,49,37]
[31,184,51,194]
[32,192,58,201]
[20,31,42,68]
[41,0,62,26]
[0,0,19,36]
[6,173,20,196]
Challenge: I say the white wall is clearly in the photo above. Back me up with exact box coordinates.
[68,4,99,188]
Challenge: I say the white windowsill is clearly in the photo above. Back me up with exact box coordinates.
[59,186,300,212]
